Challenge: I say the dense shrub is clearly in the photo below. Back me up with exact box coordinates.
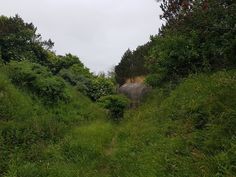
[59,63,92,86]
[98,95,130,121]
[7,61,71,104]
[146,34,200,83]
[145,74,164,87]
[57,61,115,102]
[33,77,70,104]
[0,66,108,176]
[145,1,236,87]
[84,77,115,101]
[48,53,88,74]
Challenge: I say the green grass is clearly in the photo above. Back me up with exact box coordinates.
[108,70,236,177]
[1,70,235,177]
[0,71,108,176]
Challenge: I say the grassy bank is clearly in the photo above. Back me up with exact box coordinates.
[1,70,235,177]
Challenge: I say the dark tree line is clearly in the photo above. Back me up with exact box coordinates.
[115,41,155,85]
[115,0,236,87]
[0,15,53,65]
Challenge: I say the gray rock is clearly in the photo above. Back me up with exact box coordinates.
[119,83,151,107]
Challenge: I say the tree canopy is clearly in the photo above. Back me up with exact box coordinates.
[115,0,236,87]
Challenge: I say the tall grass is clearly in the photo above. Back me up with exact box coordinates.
[1,70,235,176]
[0,71,108,176]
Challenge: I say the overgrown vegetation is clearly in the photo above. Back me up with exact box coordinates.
[98,95,130,121]
[115,0,236,86]
[0,0,235,176]
[110,70,236,177]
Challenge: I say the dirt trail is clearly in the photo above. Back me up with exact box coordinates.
[104,134,117,156]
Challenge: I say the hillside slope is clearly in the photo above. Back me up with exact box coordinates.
[0,70,109,177]
[1,1,236,175]
[1,70,234,177]
[110,70,236,177]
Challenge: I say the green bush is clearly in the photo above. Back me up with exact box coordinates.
[48,54,86,74]
[59,65,114,101]
[145,74,164,87]
[146,34,200,85]
[58,63,93,94]
[59,67,91,86]
[7,61,71,104]
[84,77,115,101]
[33,77,70,104]
[98,95,130,121]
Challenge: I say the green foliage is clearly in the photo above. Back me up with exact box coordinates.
[48,53,87,74]
[7,61,71,104]
[0,67,107,176]
[0,14,114,177]
[115,44,151,85]
[57,59,114,102]
[0,6,235,177]
[98,95,130,121]
[159,70,236,155]
[84,76,115,101]
[114,1,235,87]
[53,54,115,102]
[0,15,52,64]
[145,73,164,87]
[104,70,236,177]
[0,72,33,120]
[33,76,71,104]
[146,0,236,87]
[147,34,200,84]
[59,63,92,86]
[62,122,113,163]
[115,49,133,85]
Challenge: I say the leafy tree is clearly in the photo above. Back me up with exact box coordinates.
[147,33,200,82]
[107,66,117,85]
[85,77,115,101]
[0,15,53,64]
[115,43,152,85]
[146,0,236,86]
[48,53,85,74]
[59,63,91,86]
[115,49,133,85]
[98,95,130,121]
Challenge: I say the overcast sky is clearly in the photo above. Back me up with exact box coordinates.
[1,0,163,73]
